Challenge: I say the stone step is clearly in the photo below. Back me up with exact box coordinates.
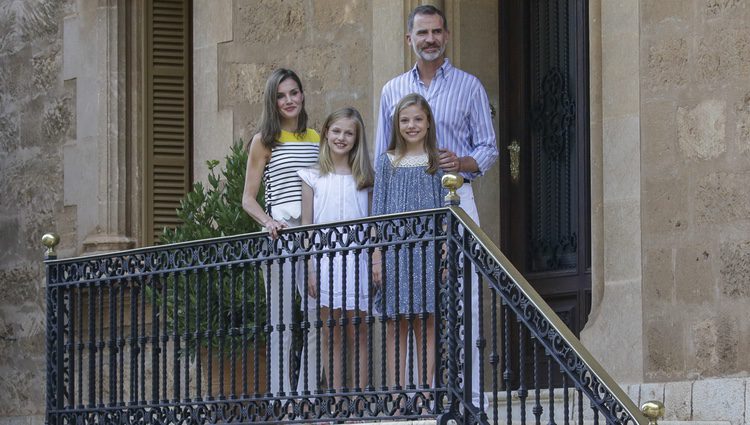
[661,422,732,425]
[349,419,731,425]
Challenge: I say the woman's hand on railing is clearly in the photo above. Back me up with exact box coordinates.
[263,217,287,239]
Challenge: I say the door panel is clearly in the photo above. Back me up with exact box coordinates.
[499,0,591,336]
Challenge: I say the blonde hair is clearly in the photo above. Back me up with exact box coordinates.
[387,93,440,174]
[318,107,374,190]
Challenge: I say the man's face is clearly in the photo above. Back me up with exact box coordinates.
[407,13,448,62]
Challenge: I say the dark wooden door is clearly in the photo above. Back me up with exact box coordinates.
[498,0,591,337]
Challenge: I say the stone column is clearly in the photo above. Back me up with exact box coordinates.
[63,0,134,254]
[580,0,644,383]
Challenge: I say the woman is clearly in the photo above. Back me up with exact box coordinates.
[242,68,320,395]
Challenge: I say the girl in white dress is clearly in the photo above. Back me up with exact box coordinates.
[298,107,375,391]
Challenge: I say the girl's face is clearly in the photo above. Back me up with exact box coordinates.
[326,118,357,157]
[276,78,304,123]
[398,104,429,149]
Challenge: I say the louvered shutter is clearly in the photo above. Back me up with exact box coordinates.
[144,0,192,244]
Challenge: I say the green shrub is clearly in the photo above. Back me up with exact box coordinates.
[155,142,267,355]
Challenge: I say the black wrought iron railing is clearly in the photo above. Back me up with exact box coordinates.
[44,187,646,425]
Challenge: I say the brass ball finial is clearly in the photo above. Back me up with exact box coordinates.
[42,233,60,258]
[640,400,665,425]
[441,173,464,206]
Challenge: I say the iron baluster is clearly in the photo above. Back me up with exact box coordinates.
[75,281,81,408]
[563,372,570,425]
[253,261,261,396]
[366,247,375,393]
[314,253,323,395]
[230,265,238,399]
[276,254,287,398]
[461,232,473,411]
[353,248,362,393]
[446,211,460,415]
[393,243,402,391]
[263,260,273,397]
[379,246,387,392]
[327,251,335,394]
[503,299,512,425]
[490,290,499,425]
[217,265,226,399]
[241,264,248,398]
[109,284,117,406]
[341,248,349,395]
[206,266,215,400]
[548,354,557,425]
[533,337,543,425]
[129,278,138,405]
[160,274,168,403]
[407,242,415,391]
[419,240,428,390]
[139,274,147,405]
[301,256,310,395]
[422,222,440,400]
[117,282,124,407]
[150,274,159,404]
[172,271,181,402]
[477,272,486,421]
[87,282,96,408]
[183,270,192,402]
[519,326,528,425]
[195,269,204,401]
[289,255,298,398]
[97,283,104,407]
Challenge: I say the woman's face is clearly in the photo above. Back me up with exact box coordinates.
[326,118,357,157]
[276,78,304,123]
[398,104,429,149]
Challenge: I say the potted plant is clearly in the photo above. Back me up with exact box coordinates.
[156,142,268,394]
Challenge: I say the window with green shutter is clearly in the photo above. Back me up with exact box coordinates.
[143,0,192,244]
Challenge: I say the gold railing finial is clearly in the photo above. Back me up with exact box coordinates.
[42,233,60,259]
[641,400,665,425]
[441,173,464,206]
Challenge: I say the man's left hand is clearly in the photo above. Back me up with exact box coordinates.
[439,149,460,173]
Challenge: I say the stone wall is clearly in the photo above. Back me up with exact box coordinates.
[640,0,750,381]
[0,0,71,423]
[193,0,374,183]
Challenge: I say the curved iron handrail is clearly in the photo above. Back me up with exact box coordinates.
[447,205,646,425]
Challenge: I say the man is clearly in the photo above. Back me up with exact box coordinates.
[374,4,499,408]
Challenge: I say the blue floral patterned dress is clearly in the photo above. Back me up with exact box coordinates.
[372,152,447,318]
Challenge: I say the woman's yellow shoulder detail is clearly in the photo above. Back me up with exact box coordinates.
[278,129,320,143]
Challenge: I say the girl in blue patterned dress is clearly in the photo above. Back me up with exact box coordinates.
[372,93,446,387]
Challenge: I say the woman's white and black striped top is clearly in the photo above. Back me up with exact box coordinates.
[264,129,320,221]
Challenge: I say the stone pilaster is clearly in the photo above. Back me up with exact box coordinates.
[64,0,134,254]
[193,0,233,184]
[581,0,644,384]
